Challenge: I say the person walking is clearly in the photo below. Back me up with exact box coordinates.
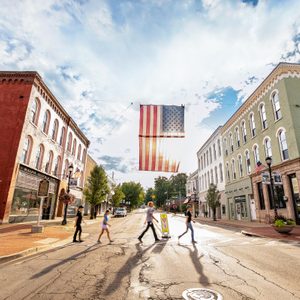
[73,205,85,243]
[138,201,160,243]
[178,206,197,243]
[97,209,113,243]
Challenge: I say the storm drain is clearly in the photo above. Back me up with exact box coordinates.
[182,288,223,300]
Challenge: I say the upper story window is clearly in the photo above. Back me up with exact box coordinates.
[245,150,251,174]
[214,166,218,184]
[226,163,230,182]
[72,139,77,156]
[219,163,223,183]
[249,113,256,137]
[63,159,69,179]
[210,169,214,184]
[54,155,61,177]
[35,144,44,170]
[42,110,51,134]
[51,119,59,141]
[253,144,260,164]
[238,155,243,177]
[231,159,236,180]
[217,139,221,156]
[30,98,40,125]
[235,127,240,148]
[224,138,228,156]
[200,156,203,170]
[278,129,289,160]
[209,147,212,164]
[67,132,73,152]
[229,133,234,152]
[21,136,33,164]
[206,150,209,165]
[207,171,210,184]
[264,137,272,158]
[82,148,86,163]
[45,151,53,174]
[271,91,282,121]
[59,127,65,146]
[213,144,217,160]
[241,121,247,143]
[259,103,268,130]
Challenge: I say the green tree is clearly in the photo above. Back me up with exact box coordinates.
[111,185,125,208]
[154,176,170,207]
[145,187,156,204]
[84,165,109,219]
[121,181,144,208]
[169,173,187,198]
[205,183,220,221]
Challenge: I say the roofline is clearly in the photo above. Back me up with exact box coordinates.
[197,125,222,155]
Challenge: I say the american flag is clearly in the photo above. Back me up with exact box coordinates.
[139,105,184,172]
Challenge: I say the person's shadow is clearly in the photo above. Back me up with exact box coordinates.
[178,243,209,286]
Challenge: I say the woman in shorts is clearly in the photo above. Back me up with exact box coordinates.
[97,210,113,243]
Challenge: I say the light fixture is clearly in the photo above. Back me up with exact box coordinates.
[68,164,74,173]
[265,156,272,166]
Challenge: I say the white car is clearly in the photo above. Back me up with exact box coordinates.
[114,207,127,217]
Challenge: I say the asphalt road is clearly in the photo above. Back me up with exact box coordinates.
[1,210,300,300]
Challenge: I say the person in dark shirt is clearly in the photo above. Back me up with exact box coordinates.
[73,205,85,243]
[178,206,197,243]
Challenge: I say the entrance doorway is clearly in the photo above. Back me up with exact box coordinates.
[289,174,300,225]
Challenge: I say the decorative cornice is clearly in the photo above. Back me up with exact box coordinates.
[197,125,222,156]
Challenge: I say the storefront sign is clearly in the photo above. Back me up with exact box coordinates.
[262,172,282,185]
[160,213,170,237]
[38,179,49,197]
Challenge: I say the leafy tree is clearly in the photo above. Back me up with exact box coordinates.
[154,176,170,207]
[84,165,109,219]
[145,187,156,204]
[111,185,125,208]
[205,184,220,221]
[121,181,145,208]
[169,173,187,198]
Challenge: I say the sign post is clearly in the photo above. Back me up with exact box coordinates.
[160,213,171,239]
[32,179,49,233]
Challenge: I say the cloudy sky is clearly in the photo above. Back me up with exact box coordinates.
[1,0,300,187]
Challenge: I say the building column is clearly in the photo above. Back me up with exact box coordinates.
[281,174,294,219]
[262,184,271,223]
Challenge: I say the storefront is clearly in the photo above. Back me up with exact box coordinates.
[9,164,59,223]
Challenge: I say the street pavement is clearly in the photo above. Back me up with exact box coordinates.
[1,210,300,300]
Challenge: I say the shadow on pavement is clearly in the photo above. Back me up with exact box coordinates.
[151,239,168,254]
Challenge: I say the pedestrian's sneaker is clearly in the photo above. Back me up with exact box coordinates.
[155,239,161,242]
[73,240,79,243]
[79,240,84,243]
[138,237,143,243]
[97,240,101,244]
[192,240,197,244]
[109,240,114,244]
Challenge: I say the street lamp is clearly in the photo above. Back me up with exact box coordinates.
[62,164,74,225]
[265,157,278,219]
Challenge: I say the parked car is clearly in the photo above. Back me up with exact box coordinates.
[114,207,127,217]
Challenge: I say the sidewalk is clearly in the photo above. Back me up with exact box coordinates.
[195,216,300,242]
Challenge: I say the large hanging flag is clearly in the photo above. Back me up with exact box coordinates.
[139,104,185,172]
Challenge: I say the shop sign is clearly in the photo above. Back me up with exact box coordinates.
[38,179,49,197]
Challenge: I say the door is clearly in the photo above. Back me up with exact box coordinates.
[289,174,300,225]
[250,199,257,221]
[236,203,241,220]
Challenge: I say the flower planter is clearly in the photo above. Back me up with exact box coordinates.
[271,224,295,234]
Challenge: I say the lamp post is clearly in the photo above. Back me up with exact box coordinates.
[265,157,278,219]
[62,164,74,225]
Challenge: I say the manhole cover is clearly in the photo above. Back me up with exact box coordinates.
[182,288,223,300]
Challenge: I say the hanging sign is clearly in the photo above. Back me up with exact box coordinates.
[38,179,49,197]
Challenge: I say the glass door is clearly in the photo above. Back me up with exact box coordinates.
[289,174,300,225]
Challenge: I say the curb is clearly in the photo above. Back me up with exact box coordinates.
[241,230,265,238]
[241,230,300,244]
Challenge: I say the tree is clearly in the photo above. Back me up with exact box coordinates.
[111,185,125,208]
[121,181,144,208]
[154,176,170,207]
[145,187,156,204]
[205,184,220,221]
[169,173,187,198]
[84,165,109,219]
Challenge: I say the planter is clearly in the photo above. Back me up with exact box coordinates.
[271,224,295,234]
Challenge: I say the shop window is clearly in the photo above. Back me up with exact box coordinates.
[274,185,286,209]
[257,182,265,210]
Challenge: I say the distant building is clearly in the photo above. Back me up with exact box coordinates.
[186,170,199,217]
[0,71,89,224]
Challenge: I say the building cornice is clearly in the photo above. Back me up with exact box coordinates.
[197,125,222,156]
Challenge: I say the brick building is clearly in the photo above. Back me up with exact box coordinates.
[0,71,89,224]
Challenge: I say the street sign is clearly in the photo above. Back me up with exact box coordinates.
[38,179,49,197]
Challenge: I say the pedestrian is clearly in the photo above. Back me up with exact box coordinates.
[73,205,85,243]
[97,209,113,243]
[178,206,197,243]
[138,201,160,243]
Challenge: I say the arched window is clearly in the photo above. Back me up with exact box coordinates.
[30,98,40,125]
[249,113,256,137]
[204,174,207,189]
[278,129,289,160]
[203,153,206,168]
[82,148,86,163]
[209,147,212,164]
[245,150,251,174]
[211,169,214,184]
[21,136,33,164]
[213,144,216,160]
[217,139,221,156]
[67,132,73,152]
[264,137,272,158]
[206,150,209,165]
[207,171,210,184]
[214,166,218,184]
[64,159,69,179]
[271,91,282,120]
[224,138,228,156]
[219,163,223,183]
[72,139,77,156]
[231,159,236,180]
[45,151,53,174]
[226,163,230,181]
[54,156,61,177]
[35,144,44,170]
[42,110,51,134]
[253,144,260,164]
[229,133,234,152]
[200,156,203,170]
[259,103,268,130]
[235,127,240,148]
[51,119,59,141]
[238,155,243,177]
[241,121,247,143]
[59,127,65,146]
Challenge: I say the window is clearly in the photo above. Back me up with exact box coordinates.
[205,174,207,189]
[235,127,240,148]
[213,144,216,160]
[224,138,228,156]
[231,159,236,180]
[42,110,51,134]
[51,119,59,141]
[211,169,214,184]
[257,182,266,210]
[215,166,218,184]
[82,148,86,163]
[264,137,272,158]
[274,185,286,208]
[249,113,256,137]
[278,130,289,160]
[219,163,223,183]
[209,147,212,164]
[208,171,210,184]
[30,98,40,125]
[203,153,206,168]
[271,91,282,120]
[241,121,247,143]
[217,139,221,156]
[64,159,69,179]
[35,144,44,170]
[245,150,251,174]
[259,103,268,130]
[226,163,230,181]
[59,127,65,146]
[45,151,53,174]
[206,150,209,165]
[238,155,243,177]
[229,133,234,152]
[21,136,33,164]
[67,132,73,152]
[253,145,260,164]
[200,156,203,170]
[54,156,61,177]
[72,139,77,156]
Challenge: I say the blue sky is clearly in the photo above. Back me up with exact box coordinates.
[1,0,300,187]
